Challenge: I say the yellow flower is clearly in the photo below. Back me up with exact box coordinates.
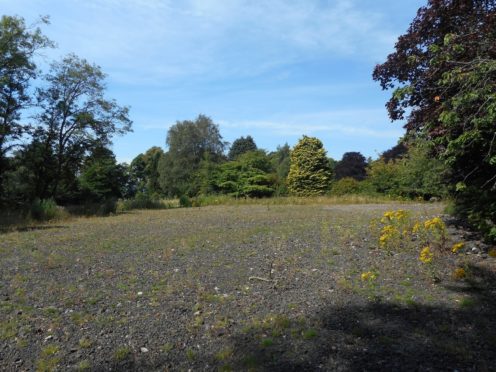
[379,225,397,247]
[394,210,408,221]
[453,268,466,280]
[412,222,422,233]
[361,271,377,281]
[381,210,408,223]
[424,217,445,231]
[451,242,464,253]
[383,211,394,219]
[419,246,433,264]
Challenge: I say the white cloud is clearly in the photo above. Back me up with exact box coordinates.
[219,109,403,139]
[18,0,399,84]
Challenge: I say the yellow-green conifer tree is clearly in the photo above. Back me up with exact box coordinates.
[287,136,332,196]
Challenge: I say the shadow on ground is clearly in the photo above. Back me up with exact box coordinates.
[0,225,68,234]
[98,263,496,371]
[225,263,496,371]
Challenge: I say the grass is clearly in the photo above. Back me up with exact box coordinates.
[78,337,92,348]
[113,346,132,362]
[302,328,318,340]
[0,201,494,370]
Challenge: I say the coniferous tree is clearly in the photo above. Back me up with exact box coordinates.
[287,136,332,196]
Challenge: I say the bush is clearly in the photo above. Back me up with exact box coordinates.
[116,193,165,212]
[97,198,118,216]
[179,195,192,208]
[65,199,117,217]
[330,177,362,196]
[30,198,63,221]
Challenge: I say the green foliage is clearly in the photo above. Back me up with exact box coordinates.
[367,142,447,199]
[373,0,496,240]
[158,115,226,197]
[228,135,257,160]
[128,147,164,197]
[33,53,132,201]
[30,198,60,221]
[117,193,166,212]
[0,15,53,205]
[214,150,275,198]
[179,194,192,208]
[269,143,291,196]
[79,147,126,202]
[64,199,117,216]
[331,177,362,196]
[287,136,332,196]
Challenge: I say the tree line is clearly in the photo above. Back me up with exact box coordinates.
[128,116,447,201]
[1,15,131,212]
[1,0,495,242]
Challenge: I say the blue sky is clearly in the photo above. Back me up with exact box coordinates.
[2,0,425,163]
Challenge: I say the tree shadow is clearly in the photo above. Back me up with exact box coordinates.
[90,263,496,371]
[0,225,68,234]
[221,263,496,371]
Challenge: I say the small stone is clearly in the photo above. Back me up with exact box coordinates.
[193,311,201,316]
[44,335,53,341]
[140,347,149,353]
[137,292,143,296]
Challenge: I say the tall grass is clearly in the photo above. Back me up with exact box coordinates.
[30,198,68,221]
[190,194,416,207]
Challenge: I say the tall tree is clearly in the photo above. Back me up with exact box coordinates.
[334,152,368,181]
[228,135,257,160]
[215,150,275,198]
[270,143,291,195]
[287,136,332,196]
[158,115,226,197]
[79,146,126,201]
[33,54,132,201]
[373,0,496,240]
[142,147,164,196]
[0,15,53,203]
[381,142,408,163]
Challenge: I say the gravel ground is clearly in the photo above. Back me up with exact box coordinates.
[0,203,495,371]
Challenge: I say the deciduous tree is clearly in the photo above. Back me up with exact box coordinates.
[334,152,367,181]
[34,54,132,201]
[373,0,496,240]
[0,15,53,203]
[158,115,226,197]
[228,135,257,160]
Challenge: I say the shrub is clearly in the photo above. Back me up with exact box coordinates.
[97,198,118,216]
[116,193,165,212]
[179,195,192,208]
[330,177,362,196]
[30,198,62,221]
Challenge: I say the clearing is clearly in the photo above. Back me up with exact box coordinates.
[1,203,495,371]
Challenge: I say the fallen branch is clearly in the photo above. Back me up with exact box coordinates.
[249,276,274,282]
